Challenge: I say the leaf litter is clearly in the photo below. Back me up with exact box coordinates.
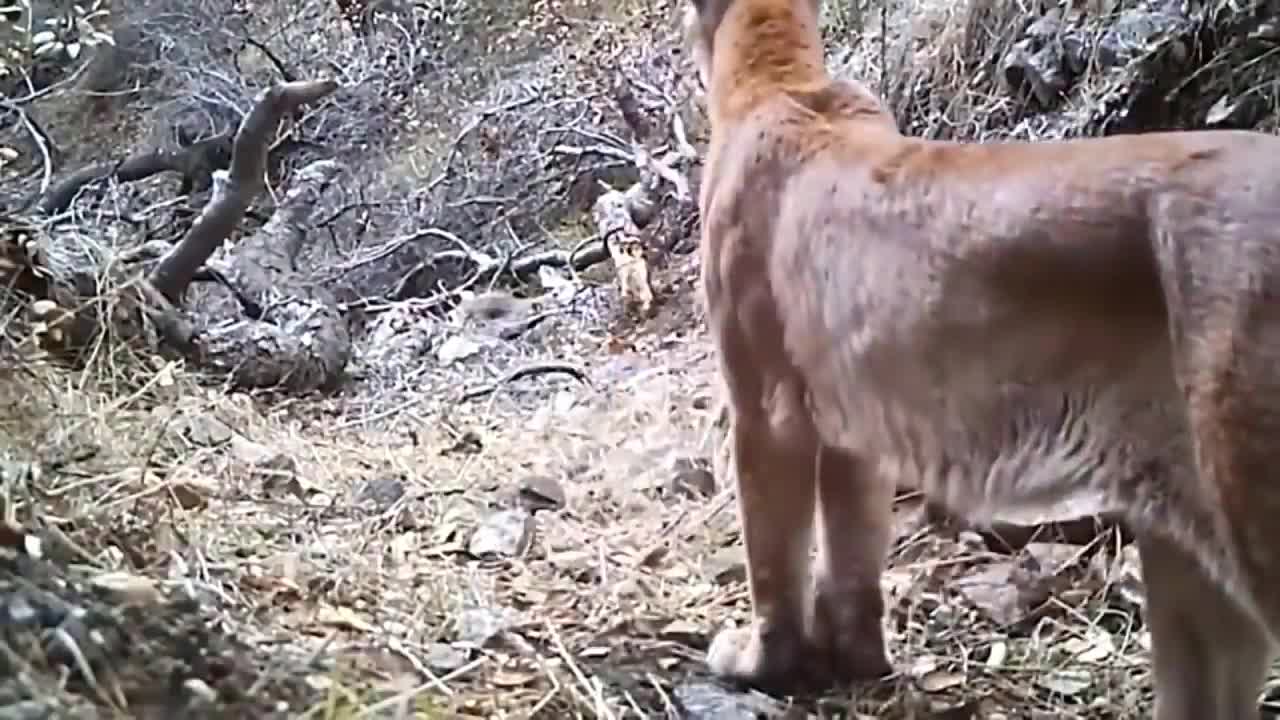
[0,249,1242,719]
[8,0,1280,714]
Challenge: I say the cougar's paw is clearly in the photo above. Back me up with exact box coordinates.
[706,623,809,695]
[808,578,894,682]
[808,631,893,684]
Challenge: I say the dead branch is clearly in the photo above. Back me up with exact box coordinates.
[510,242,611,276]
[0,100,57,201]
[332,221,614,308]
[192,157,352,392]
[460,361,590,401]
[149,79,339,304]
[413,239,612,281]
[30,131,233,216]
[3,78,341,378]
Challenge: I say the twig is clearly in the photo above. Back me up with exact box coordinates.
[240,36,298,82]
[646,673,680,720]
[545,621,617,720]
[319,226,496,282]
[553,143,634,163]
[671,113,698,160]
[385,637,453,695]
[460,361,590,402]
[1,100,55,197]
[5,53,93,106]
[635,145,690,201]
[350,656,488,719]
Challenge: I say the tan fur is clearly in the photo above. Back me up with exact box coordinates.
[688,0,1280,716]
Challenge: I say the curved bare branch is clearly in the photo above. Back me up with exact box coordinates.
[147,79,339,304]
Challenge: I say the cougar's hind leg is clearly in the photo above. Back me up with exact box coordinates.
[1157,353,1274,712]
[706,374,822,695]
[808,445,894,683]
[1169,387,1280,719]
[1146,199,1280,718]
[1136,531,1270,720]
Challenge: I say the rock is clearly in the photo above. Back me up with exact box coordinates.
[455,607,516,647]
[440,430,483,456]
[229,436,301,496]
[467,509,534,558]
[917,667,966,693]
[667,457,716,499]
[516,475,565,512]
[1095,5,1188,69]
[672,681,789,720]
[537,266,579,304]
[182,678,218,705]
[230,436,297,475]
[703,545,746,586]
[436,334,483,365]
[1002,38,1070,108]
[179,413,233,447]
[357,476,406,511]
[424,642,470,672]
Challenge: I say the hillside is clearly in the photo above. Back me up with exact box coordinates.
[1,0,1278,718]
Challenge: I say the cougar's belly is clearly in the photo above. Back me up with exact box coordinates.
[807,363,1186,528]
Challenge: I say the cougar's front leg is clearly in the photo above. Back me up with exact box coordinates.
[809,445,894,683]
[706,375,820,694]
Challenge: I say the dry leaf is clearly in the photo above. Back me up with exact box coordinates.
[985,640,1008,668]
[659,619,703,643]
[920,670,966,692]
[91,571,160,605]
[491,669,536,688]
[1060,628,1114,663]
[1036,669,1092,695]
[168,473,217,510]
[389,532,418,565]
[316,604,374,632]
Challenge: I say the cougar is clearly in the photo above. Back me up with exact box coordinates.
[686,0,1280,717]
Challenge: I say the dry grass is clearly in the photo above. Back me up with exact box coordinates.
[0,252,1208,719]
[827,0,1280,143]
[7,0,1280,718]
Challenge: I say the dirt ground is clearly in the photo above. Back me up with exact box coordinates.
[9,247,1269,720]
[5,1,1280,716]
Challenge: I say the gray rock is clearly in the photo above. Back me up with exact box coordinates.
[517,475,566,512]
[672,681,789,720]
[467,509,534,558]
